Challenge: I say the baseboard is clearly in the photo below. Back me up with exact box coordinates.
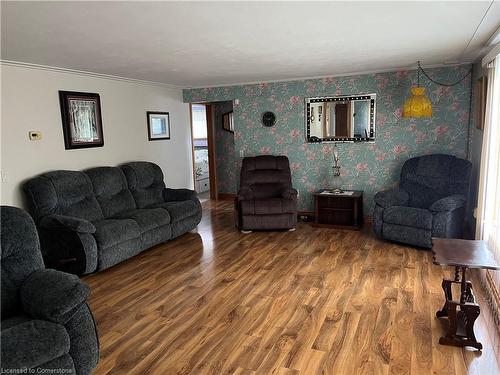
[218,193,236,200]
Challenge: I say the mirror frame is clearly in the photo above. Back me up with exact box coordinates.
[305,93,376,143]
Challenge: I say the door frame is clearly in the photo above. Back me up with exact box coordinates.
[189,103,218,200]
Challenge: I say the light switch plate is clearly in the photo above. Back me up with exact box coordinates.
[29,131,42,141]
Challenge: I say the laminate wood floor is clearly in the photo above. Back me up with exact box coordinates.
[85,200,500,375]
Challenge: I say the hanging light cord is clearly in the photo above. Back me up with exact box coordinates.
[417,61,472,87]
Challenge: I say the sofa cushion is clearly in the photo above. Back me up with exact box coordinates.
[1,314,31,330]
[400,154,471,209]
[383,206,432,230]
[239,156,292,198]
[1,207,45,320]
[85,167,136,218]
[121,162,165,208]
[149,200,198,222]
[92,219,141,249]
[241,213,296,230]
[113,208,171,232]
[0,319,70,369]
[382,223,432,248]
[240,198,296,215]
[24,171,103,222]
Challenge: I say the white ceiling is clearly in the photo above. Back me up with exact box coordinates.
[2,1,500,88]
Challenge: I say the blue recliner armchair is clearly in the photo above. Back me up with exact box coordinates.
[1,206,99,373]
[373,154,471,248]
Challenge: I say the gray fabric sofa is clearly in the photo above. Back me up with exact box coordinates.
[1,206,99,374]
[373,154,471,248]
[24,161,202,275]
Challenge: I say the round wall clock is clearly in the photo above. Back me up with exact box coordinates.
[261,111,276,127]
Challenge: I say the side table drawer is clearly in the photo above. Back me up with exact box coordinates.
[318,209,353,226]
[317,196,353,209]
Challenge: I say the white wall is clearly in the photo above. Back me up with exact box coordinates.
[1,63,193,208]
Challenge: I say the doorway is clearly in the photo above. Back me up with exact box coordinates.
[190,100,235,202]
[190,103,215,201]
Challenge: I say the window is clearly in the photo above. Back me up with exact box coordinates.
[192,104,208,140]
[476,53,500,311]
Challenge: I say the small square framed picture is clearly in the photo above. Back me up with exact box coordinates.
[147,111,171,140]
[222,111,234,132]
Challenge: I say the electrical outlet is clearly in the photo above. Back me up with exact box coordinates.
[239,150,245,158]
[29,131,42,141]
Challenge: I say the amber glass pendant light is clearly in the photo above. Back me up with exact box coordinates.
[402,61,472,119]
[403,62,432,118]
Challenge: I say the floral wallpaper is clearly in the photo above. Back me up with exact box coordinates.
[184,65,472,213]
[213,100,237,193]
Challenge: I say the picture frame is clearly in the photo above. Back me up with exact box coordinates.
[59,91,104,149]
[147,111,171,140]
[222,111,234,133]
[475,76,487,130]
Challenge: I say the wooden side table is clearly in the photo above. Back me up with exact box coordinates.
[432,238,500,350]
[313,190,363,230]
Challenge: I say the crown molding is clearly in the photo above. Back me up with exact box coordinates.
[0,59,471,91]
[0,60,185,89]
[184,62,472,90]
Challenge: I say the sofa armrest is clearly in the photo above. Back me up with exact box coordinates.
[429,194,466,212]
[163,188,198,202]
[374,188,409,208]
[237,187,254,201]
[20,269,90,324]
[281,187,298,200]
[39,214,95,234]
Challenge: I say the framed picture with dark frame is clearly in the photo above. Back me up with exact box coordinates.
[222,111,234,132]
[147,111,171,140]
[475,76,487,130]
[59,91,104,149]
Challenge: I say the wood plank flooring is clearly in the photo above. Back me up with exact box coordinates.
[85,200,500,375]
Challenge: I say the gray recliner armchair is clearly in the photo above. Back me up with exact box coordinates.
[373,154,471,248]
[1,206,99,374]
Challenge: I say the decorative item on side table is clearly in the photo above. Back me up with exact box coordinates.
[332,145,343,194]
[59,91,104,149]
[147,111,170,140]
[432,238,500,350]
[313,190,363,230]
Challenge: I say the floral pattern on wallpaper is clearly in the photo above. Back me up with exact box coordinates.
[184,65,472,213]
[213,101,237,193]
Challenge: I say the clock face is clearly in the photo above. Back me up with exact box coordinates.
[262,111,276,127]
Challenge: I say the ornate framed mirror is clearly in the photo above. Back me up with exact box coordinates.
[305,93,376,143]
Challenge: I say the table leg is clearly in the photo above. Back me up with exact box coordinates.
[437,267,483,350]
[437,279,452,317]
[460,267,468,304]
